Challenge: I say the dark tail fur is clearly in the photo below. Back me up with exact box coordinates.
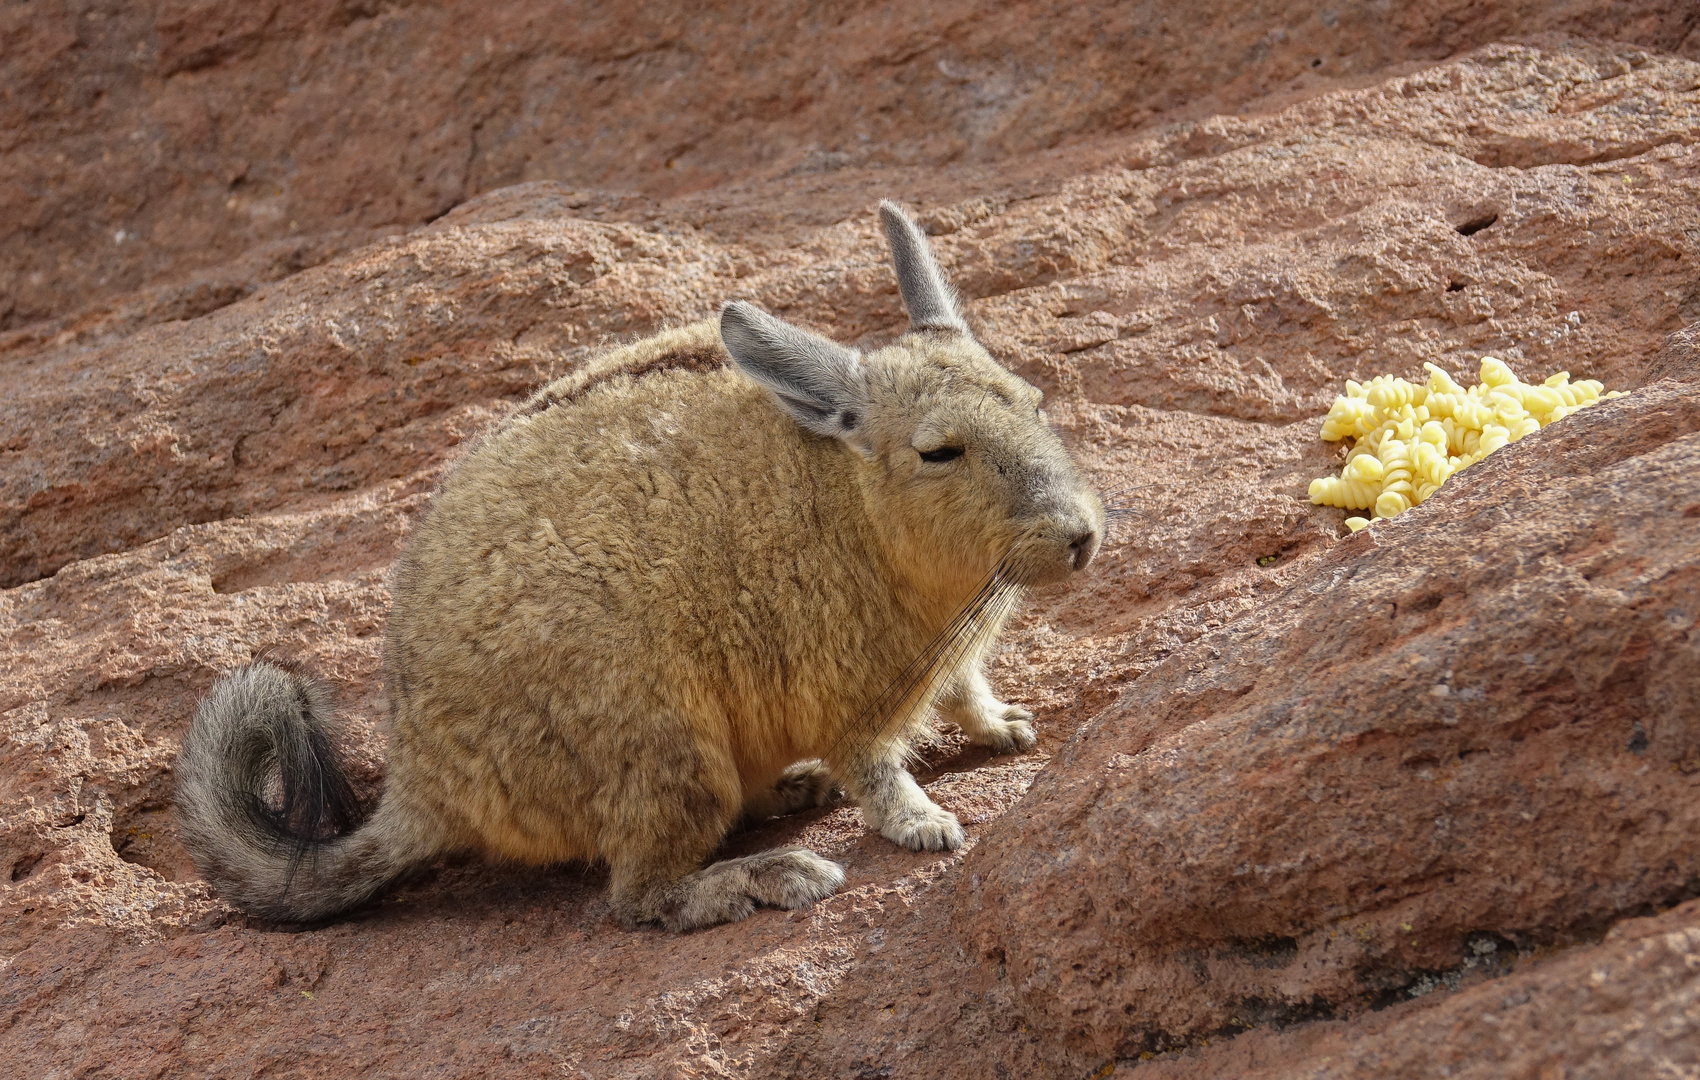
[175,662,431,921]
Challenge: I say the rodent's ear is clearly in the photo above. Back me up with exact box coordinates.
[879,200,968,335]
[719,301,870,447]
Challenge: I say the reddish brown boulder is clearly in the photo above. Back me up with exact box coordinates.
[1105,897,1700,1080]
[962,378,1700,1068]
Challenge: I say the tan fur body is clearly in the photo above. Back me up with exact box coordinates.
[175,203,1101,930]
[390,322,959,854]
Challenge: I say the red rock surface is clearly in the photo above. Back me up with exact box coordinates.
[7,0,1700,334]
[964,377,1700,1067]
[4,4,1700,1077]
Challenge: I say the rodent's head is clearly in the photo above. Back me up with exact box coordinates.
[720,201,1103,594]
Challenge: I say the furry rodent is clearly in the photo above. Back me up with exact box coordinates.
[174,202,1104,931]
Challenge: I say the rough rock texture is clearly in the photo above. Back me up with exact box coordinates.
[6,0,1700,334]
[1649,317,1700,381]
[968,378,1700,1064]
[3,5,1700,1078]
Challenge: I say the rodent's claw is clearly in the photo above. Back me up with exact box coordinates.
[883,805,966,852]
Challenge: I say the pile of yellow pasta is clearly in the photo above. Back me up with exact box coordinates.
[1309,357,1624,531]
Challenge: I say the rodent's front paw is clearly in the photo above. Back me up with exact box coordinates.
[968,709,1037,753]
[881,804,965,852]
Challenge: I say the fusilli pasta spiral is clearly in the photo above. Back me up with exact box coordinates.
[1312,357,1625,532]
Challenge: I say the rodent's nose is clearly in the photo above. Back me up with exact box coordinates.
[1068,527,1099,571]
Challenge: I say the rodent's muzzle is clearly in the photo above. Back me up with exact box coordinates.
[1008,494,1105,585]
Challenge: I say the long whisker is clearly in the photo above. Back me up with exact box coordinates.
[1096,481,1163,500]
[840,570,1010,762]
[830,549,1020,767]
[1099,505,1153,547]
[895,582,1023,772]
[827,574,1000,762]
[886,580,1021,771]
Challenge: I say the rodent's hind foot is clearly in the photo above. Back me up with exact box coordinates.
[744,847,845,908]
[649,848,845,932]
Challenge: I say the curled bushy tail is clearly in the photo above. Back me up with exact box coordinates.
[175,662,431,921]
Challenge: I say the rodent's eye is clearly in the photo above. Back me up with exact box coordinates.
[918,445,965,464]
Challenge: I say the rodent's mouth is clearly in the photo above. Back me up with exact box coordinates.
[1002,523,1101,586]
